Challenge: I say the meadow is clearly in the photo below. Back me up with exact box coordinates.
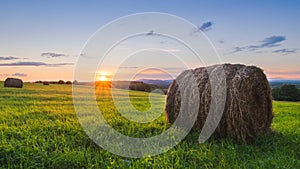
[0,82,299,168]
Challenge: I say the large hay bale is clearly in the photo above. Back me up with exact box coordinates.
[4,78,23,88]
[165,64,273,142]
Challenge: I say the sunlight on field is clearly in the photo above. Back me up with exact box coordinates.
[0,82,299,168]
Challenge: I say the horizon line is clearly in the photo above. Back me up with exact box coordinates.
[2,78,300,83]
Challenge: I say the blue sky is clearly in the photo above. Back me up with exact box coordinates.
[0,0,299,81]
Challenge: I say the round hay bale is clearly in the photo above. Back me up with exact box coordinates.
[4,78,23,88]
[43,81,50,85]
[165,64,273,142]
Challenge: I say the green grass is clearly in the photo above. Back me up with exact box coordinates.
[0,82,299,168]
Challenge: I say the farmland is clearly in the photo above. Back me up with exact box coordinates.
[0,82,299,168]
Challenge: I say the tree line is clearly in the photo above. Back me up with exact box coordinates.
[272,84,300,101]
[35,80,73,85]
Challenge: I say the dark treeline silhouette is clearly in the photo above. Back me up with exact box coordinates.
[34,80,167,94]
[96,81,166,94]
[272,84,300,101]
[35,80,72,85]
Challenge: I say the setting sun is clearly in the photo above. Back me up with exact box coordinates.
[97,71,111,81]
[98,75,108,81]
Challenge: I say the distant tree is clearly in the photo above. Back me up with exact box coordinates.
[272,88,280,100]
[58,80,65,84]
[65,81,72,84]
[272,84,300,101]
[73,80,79,85]
[280,85,299,101]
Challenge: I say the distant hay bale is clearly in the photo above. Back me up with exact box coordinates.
[43,81,50,85]
[4,78,23,88]
[165,64,273,142]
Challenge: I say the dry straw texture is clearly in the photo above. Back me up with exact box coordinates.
[165,64,273,142]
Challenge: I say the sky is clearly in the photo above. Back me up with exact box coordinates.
[0,0,299,81]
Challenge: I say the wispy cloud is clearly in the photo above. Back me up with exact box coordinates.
[230,35,286,54]
[0,56,19,61]
[146,30,154,36]
[79,53,86,57]
[0,73,10,77]
[198,21,213,32]
[0,72,28,77]
[12,73,27,77]
[259,36,286,47]
[0,61,73,67]
[41,52,67,58]
[272,48,297,55]
[219,40,225,44]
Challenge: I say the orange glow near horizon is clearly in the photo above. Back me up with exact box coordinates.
[264,68,300,80]
[267,74,300,80]
[98,75,108,81]
[96,71,112,81]
[1,68,299,82]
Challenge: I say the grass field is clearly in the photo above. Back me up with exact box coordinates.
[0,82,299,168]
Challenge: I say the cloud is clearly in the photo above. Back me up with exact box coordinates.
[0,61,73,67]
[0,56,19,61]
[230,47,243,53]
[198,21,213,32]
[272,48,297,55]
[0,73,27,77]
[41,52,67,58]
[260,36,286,47]
[146,30,154,36]
[0,73,10,77]
[230,35,286,54]
[12,73,27,77]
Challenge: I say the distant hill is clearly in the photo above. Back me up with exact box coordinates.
[137,79,173,89]
[269,80,300,88]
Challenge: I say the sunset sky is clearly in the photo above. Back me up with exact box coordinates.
[0,0,299,81]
